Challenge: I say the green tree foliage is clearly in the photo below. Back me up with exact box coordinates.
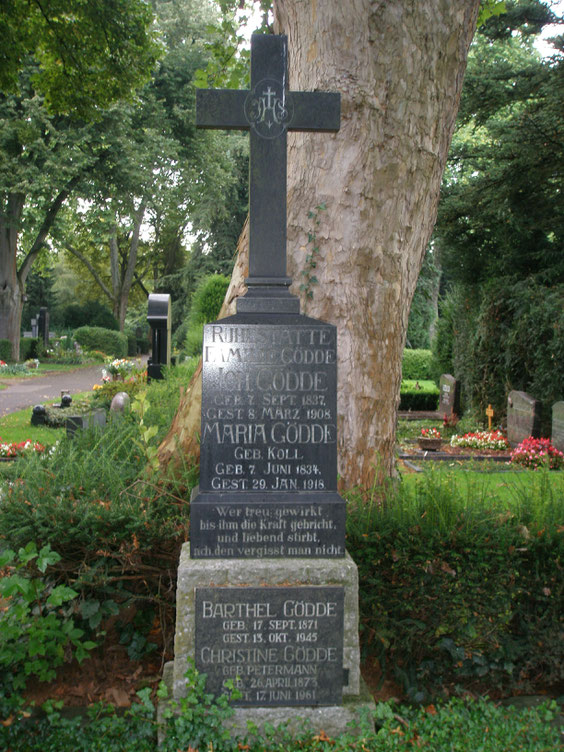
[0,0,161,117]
[431,0,563,419]
[406,247,441,349]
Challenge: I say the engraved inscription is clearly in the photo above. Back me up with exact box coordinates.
[200,323,338,493]
[191,501,346,558]
[195,586,344,706]
[244,78,294,138]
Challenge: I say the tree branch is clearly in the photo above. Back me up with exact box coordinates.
[63,242,114,304]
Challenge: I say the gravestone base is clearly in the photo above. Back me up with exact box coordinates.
[160,661,375,740]
[167,544,371,736]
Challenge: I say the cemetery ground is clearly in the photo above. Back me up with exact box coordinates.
[0,372,562,750]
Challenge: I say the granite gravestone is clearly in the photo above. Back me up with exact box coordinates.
[507,390,541,447]
[147,293,171,381]
[439,373,460,417]
[166,35,372,732]
[38,307,49,349]
[552,401,564,453]
[191,33,344,560]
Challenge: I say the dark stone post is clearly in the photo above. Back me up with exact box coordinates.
[147,294,171,381]
[38,307,49,349]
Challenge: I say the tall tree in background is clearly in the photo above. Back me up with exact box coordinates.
[0,0,160,117]
[431,0,563,423]
[0,1,159,359]
[158,0,482,487]
[0,0,247,353]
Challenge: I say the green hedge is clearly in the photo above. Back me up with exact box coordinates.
[402,349,433,380]
[347,472,563,701]
[400,379,439,410]
[182,274,230,356]
[0,339,11,362]
[74,326,127,357]
[20,337,39,361]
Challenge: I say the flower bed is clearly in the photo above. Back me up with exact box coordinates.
[450,430,510,451]
[105,358,137,380]
[510,436,564,470]
[421,427,441,439]
[0,438,45,459]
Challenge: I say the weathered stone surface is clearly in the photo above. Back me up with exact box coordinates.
[110,391,131,412]
[195,585,345,706]
[507,390,541,447]
[552,401,564,453]
[439,374,460,417]
[172,544,360,703]
[196,34,340,313]
[160,661,375,740]
[191,314,346,559]
[65,409,106,438]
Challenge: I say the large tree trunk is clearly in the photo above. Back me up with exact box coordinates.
[158,0,480,488]
[0,194,25,361]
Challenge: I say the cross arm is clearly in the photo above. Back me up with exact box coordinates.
[196,89,249,130]
[290,92,340,132]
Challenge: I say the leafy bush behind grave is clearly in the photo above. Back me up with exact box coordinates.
[182,274,230,356]
[0,339,12,362]
[0,363,199,659]
[74,326,128,357]
[431,279,564,430]
[347,470,564,700]
[399,379,439,411]
[20,337,39,361]
[402,349,433,380]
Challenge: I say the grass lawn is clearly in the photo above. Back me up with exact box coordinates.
[400,464,564,506]
[0,361,100,379]
[0,392,92,444]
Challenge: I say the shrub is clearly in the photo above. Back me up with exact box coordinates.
[127,333,137,356]
[74,326,127,357]
[189,274,230,325]
[185,322,204,356]
[0,339,11,362]
[347,470,563,700]
[0,542,95,709]
[20,337,39,361]
[90,371,147,409]
[0,365,196,661]
[402,349,433,380]
[399,379,439,410]
[61,301,119,331]
[181,274,229,356]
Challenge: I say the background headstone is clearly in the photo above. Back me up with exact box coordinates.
[66,409,107,438]
[38,307,49,349]
[507,390,541,447]
[551,401,564,453]
[30,317,38,338]
[439,374,461,417]
[110,392,131,413]
[147,293,171,381]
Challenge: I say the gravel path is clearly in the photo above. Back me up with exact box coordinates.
[0,364,107,417]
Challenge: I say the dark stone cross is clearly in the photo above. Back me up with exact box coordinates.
[196,33,340,313]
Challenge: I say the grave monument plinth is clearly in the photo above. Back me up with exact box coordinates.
[164,34,373,738]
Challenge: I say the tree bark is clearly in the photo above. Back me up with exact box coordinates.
[157,1,480,488]
[0,194,25,361]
